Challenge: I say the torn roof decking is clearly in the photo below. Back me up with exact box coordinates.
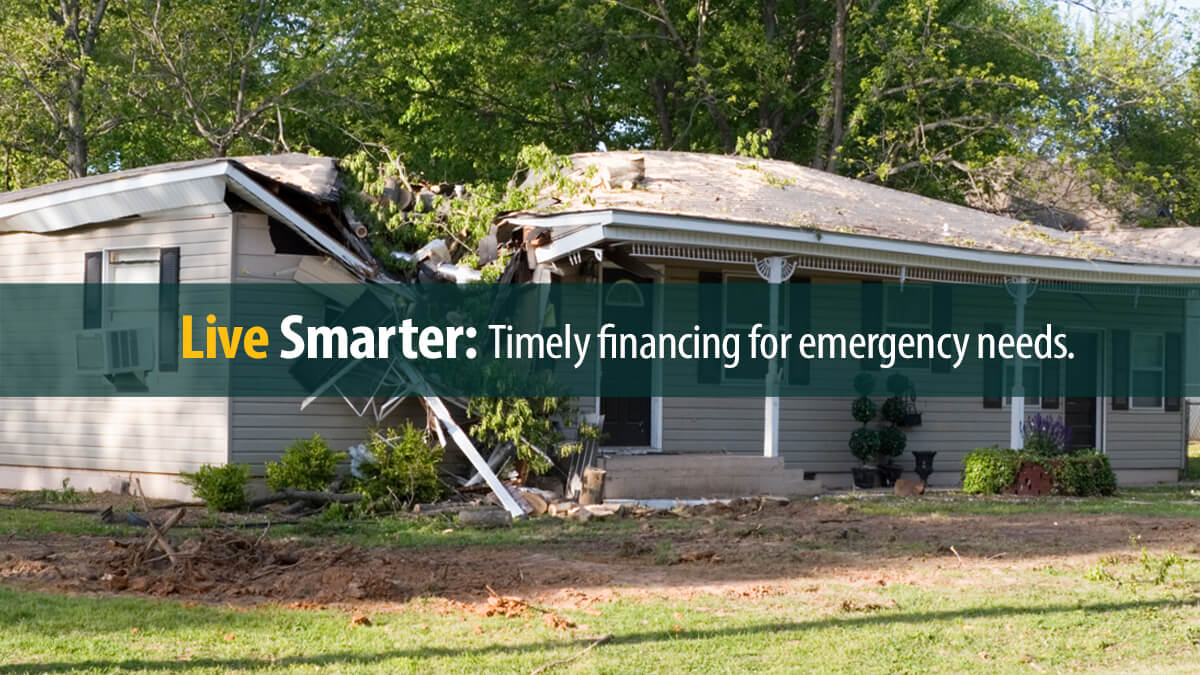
[509,150,1200,270]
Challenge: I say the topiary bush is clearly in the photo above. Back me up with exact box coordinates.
[880,396,907,426]
[851,396,877,424]
[853,373,876,396]
[265,433,347,493]
[354,423,445,509]
[849,427,881,464]
[886,373,910,396]
[962,447,1021,495]
[878,425,907,458]
[179,463,251,512]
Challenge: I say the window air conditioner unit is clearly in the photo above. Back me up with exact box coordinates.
[76,327,155,375]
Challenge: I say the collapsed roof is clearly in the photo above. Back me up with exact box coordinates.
[0,154,376,278]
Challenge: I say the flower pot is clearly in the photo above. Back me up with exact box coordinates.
[851,466,880,489]
[876,464,903,487]
[902,413,922,428]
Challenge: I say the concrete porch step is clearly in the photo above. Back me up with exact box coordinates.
[598,453,822,499]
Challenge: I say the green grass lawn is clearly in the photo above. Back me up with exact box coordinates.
[1187,442,1200,481]
[4,488,1200,672]
[3,552,1199,674]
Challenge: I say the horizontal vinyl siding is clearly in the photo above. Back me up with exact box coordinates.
[0,206,232,476]
[1105,408,1184,470]
[227,213,422,472]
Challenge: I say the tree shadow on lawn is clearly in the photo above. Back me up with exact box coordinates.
[1,596,1193,673]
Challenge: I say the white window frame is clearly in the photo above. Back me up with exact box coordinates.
[1129,332,1165,410]
[882,283,933,370]
[720,272,765,382]
[101,246,161,331]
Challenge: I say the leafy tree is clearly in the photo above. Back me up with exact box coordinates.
[0,0,126,182]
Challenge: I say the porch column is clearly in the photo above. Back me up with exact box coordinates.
[755,256,798,458]
[1005,277,1037,449]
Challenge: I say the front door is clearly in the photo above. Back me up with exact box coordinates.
[600,267,652,446]
[1064,332,1099,450]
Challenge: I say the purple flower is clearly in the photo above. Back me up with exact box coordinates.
[1020,413,1072,455]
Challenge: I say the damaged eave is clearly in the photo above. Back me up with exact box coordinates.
[222,164,376,280]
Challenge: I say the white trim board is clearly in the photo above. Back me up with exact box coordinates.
[524,210,1200,284]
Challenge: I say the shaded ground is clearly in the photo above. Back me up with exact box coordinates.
[3,495,1198,611]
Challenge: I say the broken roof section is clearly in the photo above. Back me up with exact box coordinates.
[0,153,376,278]
[517,150,1200,269]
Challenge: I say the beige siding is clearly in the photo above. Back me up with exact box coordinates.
[650,259,1185,483]
[227,212,419,472]
[0,205,232,480]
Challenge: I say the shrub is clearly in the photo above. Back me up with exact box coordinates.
[962,447,1021,494]
[853,373,876,396]
[962,447,1117,496]
[467,395,575,478]
[354,423,445,509]
[878,426,907,458]
[1049,449,1117,496]
[851,396,876,424]
[265,433,347,493]
[880,396,907,426]
[1022,413,1071,456]
[849,427,881,464]
[885,373,910,396]
[179,463,251,512]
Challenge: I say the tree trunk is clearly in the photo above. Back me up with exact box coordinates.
[811,0,850,172]
[824,0,849,173]
[651,77,676,147]
[66,72,88,178]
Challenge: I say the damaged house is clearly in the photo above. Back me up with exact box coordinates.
[0,150,1197,500]
[0,155,426,499]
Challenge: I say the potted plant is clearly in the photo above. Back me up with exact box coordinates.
[886,373,922,427]
[876,425,906,486]
[849,374,880,488]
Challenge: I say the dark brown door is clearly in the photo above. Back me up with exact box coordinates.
[1064,332,1098,450]
[600,267,652,446]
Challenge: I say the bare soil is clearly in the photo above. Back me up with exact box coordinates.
[3,498,1198,613]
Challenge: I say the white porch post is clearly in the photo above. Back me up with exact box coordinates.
[755,256,798,458]
[1005,277,1037,449]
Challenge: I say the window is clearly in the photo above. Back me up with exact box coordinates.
[883,284,931,368]
[1131,333,1164,409]
[721,273,768,381]
[1003,362,1042,408]
[104,248,161,330]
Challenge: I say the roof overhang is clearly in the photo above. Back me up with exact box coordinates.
[511,209,1200,284]
[0,161,373,278]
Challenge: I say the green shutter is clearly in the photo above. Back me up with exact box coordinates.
[860,281,882,371]
[1041,359,1059,409]
[1165,332,1182,412]
[788,277,811,386]
[1111,330,1130,411]
[983,322,1002,408]
[698,271,722,384]
[930,285,953,374]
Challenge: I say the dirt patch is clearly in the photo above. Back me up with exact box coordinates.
[2,501,1198,612]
